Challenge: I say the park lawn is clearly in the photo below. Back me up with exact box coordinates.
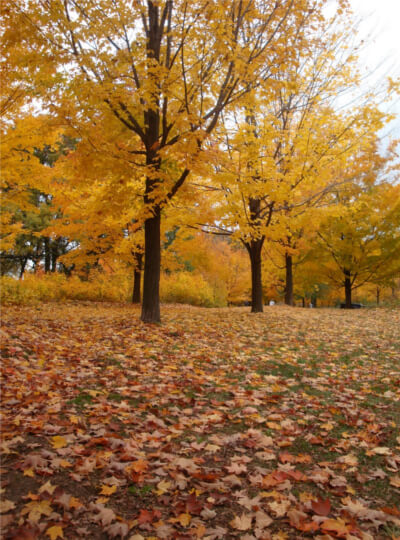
[1,303,400,540]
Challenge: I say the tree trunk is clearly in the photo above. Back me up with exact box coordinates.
[376,286,380,306]
[51,244,58,272]
[44,237,51,273]
[344,269,352,308]
[284,253,294,306]
[246,240,264,313]
[132,252,143,304]
[302,297,305,308]
[141,208,161,322]
[19,258,27,279]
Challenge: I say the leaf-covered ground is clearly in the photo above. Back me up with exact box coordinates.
[1,303,400,540]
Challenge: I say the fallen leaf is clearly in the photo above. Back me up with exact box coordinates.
[230,513,252,530]
[46,525,64,540]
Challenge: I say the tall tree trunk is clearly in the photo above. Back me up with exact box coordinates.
[51,243,58,272]
[132,252,143,304]
[246,240,264,313]
[44,237,51,273]
[376,286,380,306]
[141,208,161,322]
[344,269,352,308]
[284,253,294,306]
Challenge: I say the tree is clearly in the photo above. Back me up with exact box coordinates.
[7,0,328,321]
[316,144,400,308]
[197,8,393,312]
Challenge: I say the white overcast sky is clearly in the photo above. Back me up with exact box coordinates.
[349,0,400,141]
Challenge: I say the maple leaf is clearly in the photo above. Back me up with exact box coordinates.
[100,484,117,496]
[21,500,53,523]
[311,498,331,516]
[255,510,273,529]
[93,506,117,526]
[177,512,191,527]
[321,518,352,536]
[131,459,149,473]
[230,513,252,530]
[0,500,16,513]
[51,436,67,449]
[46,525,64,540]
[106,522,130,538]
[269,500,290,517]
[39,481,57,495]
[137,509,155,524]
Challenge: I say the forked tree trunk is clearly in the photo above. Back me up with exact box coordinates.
[246,240,264,313]
[141,208,161,323]
[284,253,294,306]
[132,252,143,304]
[344,269,352,308]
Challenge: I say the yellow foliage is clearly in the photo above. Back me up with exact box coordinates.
[160,271,217,307]
[0,272,130,305]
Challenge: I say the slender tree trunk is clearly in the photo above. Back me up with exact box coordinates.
[344,269,352,308]
[302,297,305,308]
[44,237,51,273]
[141,208,161,322]
[376,286,380,306]
[284,253,294,306]
[51,244,58,272]
[19,258,27,279]
[246,240,264,313]
[132,252,143,304]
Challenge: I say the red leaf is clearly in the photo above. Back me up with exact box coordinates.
[137,509,154,524]
[312,498,331,516]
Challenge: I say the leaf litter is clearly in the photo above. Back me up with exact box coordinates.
[1,303,400,539]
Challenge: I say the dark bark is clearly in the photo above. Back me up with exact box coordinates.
[246,240,264,313]
[51,247,58,272]
[141,208,161,322]
[44,237,51,273]
[284,253,294,306]
[19,258,28,279]
[344,268,352,308]
[302,297,305,308]
[376,286,380,306]
[132,252,143,304]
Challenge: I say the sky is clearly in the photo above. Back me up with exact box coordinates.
[349,0,400,140]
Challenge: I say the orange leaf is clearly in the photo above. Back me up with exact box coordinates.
[131,459,149,473]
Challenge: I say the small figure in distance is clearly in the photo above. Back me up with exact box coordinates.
[269,300,275,306]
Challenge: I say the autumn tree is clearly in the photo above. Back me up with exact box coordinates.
[199,8,393,313]
[316,142,400,308]
[5,0,331,322]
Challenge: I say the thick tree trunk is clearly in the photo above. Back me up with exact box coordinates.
[284,253,294,306]
[246,240,264,313]
[132,252,143,304]
[141,209,161,322]
[344,269,352,308]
